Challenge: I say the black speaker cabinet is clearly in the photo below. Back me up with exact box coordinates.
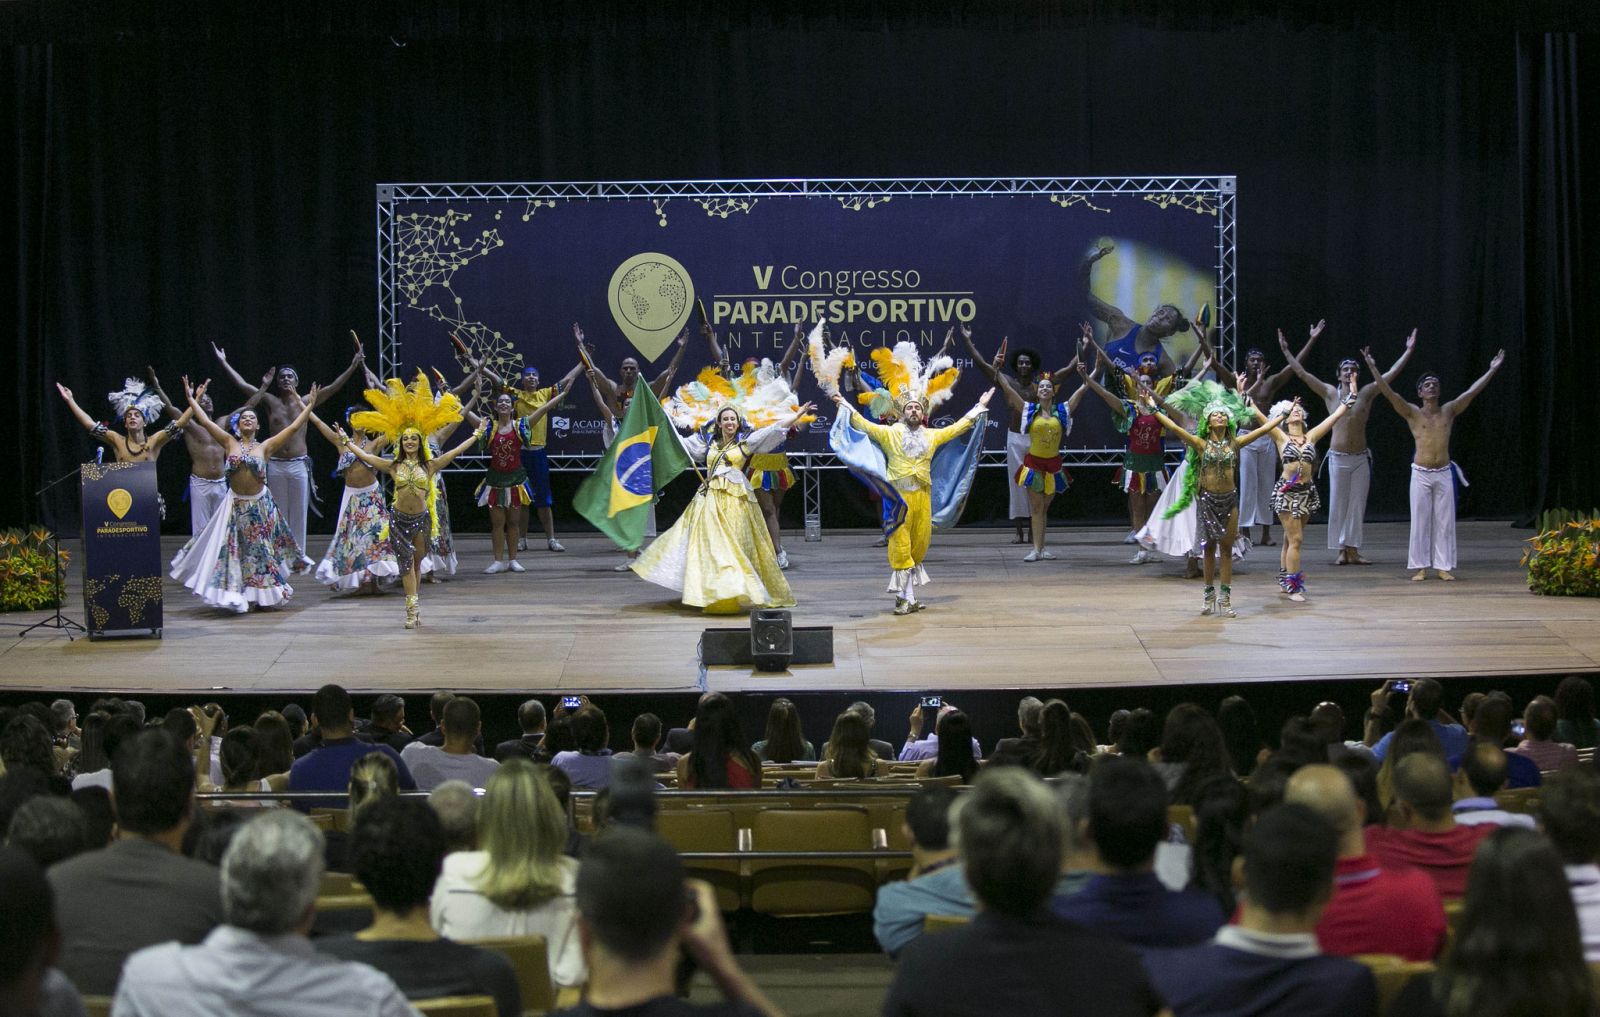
[701,617,834,670]
[750,610,794,670]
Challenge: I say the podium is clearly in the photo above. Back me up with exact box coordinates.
[79,461,163,639]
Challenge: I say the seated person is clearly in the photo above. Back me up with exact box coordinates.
[872,787,971,957]
[1366,753,1491,899]
[399,696,499,791]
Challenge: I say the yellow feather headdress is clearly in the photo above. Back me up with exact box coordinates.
[349,371,465,446]
[870,341,959,412]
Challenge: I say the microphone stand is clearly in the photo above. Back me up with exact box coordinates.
[11,465,88,639]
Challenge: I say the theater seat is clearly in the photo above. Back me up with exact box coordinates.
[414,995,497,1017]
[1354,954,1434,1014]
[463,935,555,1014]
[655,808,745,912]
[923,913,972,934]
[749,806,878,917]
[81,997,112,1017]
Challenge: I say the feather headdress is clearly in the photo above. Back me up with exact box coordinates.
[868,341,959,413]
[1162,379,1252,432]
[665,359,813,432]
[349,371,465,445]
[107,379,164,425]
[804,319,856,397]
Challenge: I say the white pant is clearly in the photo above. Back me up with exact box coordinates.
[1408,464,1458,571]
[1237,436,1277,527]
[188,475,229,535]
[267,456,315,561]
[1005,430,1029,520]
[1325,450,1372,549]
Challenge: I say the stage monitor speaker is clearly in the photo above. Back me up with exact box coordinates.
[750,610,794,671]
[701,618,833,670]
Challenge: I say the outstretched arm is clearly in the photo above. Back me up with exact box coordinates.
[1279,324,1335,401]
[1443,349,1505,417]
[1305,378,1357,443]
[331,424,395,474]
[1361,347,1419,422]
[210,342,262,395]
[1377,329,1417,387]
[183,377,235,446]
[428,421,490,471]
[1048,353,1082,390]
[994,370,1027,415]
[1064,378,1090,413]
[312,349,364,407]
[305,410,345,449]
[1236,408,1289,447]
[1193,329,1238,388]
[577,324,619,404]
[1080,246,1134,333]
[959,324,1004,384]
[147,367,184,421]
[261,384,321,458]
[148,399,197,453]
[650,330,691,397]
[777,324,806,375]
[1075,358,1127,414]
[1147,403,1206,451]
[584,368,616,427]
[55,384,122,454]
[521,380,575,427]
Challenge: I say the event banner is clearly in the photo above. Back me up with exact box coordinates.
[79,460,163,638]
[382,181,1227,454]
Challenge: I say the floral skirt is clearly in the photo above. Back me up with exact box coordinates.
[421,471,457,577]
[170,487,302,613]
[631,478,794,613]
[315,481,399,591]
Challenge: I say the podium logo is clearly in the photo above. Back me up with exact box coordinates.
[106,488,133,520]
[607,253,695,362]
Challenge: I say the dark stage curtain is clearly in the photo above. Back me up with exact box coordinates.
[3,7,1593,531]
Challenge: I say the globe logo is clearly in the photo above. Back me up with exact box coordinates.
[607,252,696,361]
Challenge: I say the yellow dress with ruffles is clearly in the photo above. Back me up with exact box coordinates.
[631,425,796,614]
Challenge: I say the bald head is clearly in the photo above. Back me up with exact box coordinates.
[1462,741,1509,797]
[1394,753,1453,822]
[1286,764,1363,835]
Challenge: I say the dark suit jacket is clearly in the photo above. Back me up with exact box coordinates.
[494,735,545,762]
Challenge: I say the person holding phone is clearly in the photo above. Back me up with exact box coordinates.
[898,701,984,764]
[1364,678,1468,760]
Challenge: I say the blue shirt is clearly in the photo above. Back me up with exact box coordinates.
[896,735,984,763]
[1144,926,1376,1017]
[287,737,415,794]
[1371,721,1469,762]
[1053,871,1225,949]
[551,751,614,790]
[872,862,974,957]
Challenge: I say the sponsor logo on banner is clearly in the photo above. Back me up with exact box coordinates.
[107,488,133,519]
[607,253,695,362]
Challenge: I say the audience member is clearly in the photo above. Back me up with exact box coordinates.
[49,729,225,994]
[1153,703,1234,807]
[1554,676,1600,749]
[319,798,520,1017]
[69,786,114,850]
[1245,752,1300,815]
[549,827,782,1017]
[1187,775,1249,916]
[6,795,88,868]
[428,780,480,854]
[613,713,680,774]
[2,715,69,793]
[986,697,1044,769]
[899,704,983,764]
[1114,707,1158,758]
[493,699,548,762]
[1451,742,1536,828]
[183,808,250,866]
[753,698,815,763]
[401,696,499,791]
[364,694,414,753]
[1537,765,1600,961]
[872,787,970,957]
[846,701,896,761]
[816,710,880,780]
[0,770,51,839]
[1463,693,1541,788]
[884,768,1162,1017]
[914,710,980,783]
[0,846,86,1017]
[280,703,309,745]
[1033,700,1087,777]
[552,705,615,790]
[1367,677,1467,761]
[1308,701,1375,763]
[1374,718,1445,814]
[1284,764,1445,961]
[1389,827,1591,1017]
[677,693,761,790]
[252,711,297,777]
[288,685,415,794]
[1216,695,1263,777]
[1366,753,1491,898]
[1514,695,1580,772]
[1054,756,1225,947]
[112,811,418,1016]
[1054,772,1102,896]
[325,751,400,872]
[430,758,584,987]
[1144,804,1376,1017]
[416,691,456,747]
[72,710,110,779]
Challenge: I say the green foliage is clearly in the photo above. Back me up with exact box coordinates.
[1523,514,1600,597]
[0,528,68,612]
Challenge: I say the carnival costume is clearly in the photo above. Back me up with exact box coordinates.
[1014,400,1072,494]
[1323,449,1372,552]
[1408,462,1467,573]
[419,437,459,577]
[818,339,987,615]
[107,378,180,520]
[314,448,400,592]
[512,378,560,511]
[634,360,811,613]
[169,450,303,613]
[474,418,536,508]
[348,373,465,627]
[1112,372,1175,495]
[1137,386,1247,563]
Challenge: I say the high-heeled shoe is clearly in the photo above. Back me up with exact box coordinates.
[404,594,420,629]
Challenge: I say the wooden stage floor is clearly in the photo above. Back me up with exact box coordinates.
[2,522,1596,698]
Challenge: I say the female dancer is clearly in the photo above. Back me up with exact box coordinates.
[1258,344,1357,601]
[169,379,318,613]
[630,401,813,613]
[334,373,486,628]
[306,408,399,594]
[1142,379,1286,617]
[993,360,1087,561]
[466,384,572,574]
[738,325,808,569]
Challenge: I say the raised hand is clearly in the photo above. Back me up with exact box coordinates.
[193,379,210,402]
[795,401,817,417]
[1079,321,1094,343]
[959,323,972,341]
[572,322,585,344]
[1490,349,1505,370]
[260,366,276,389]
[1309,319,1327,340]
[350,330,363,354]
[305,383,322,406]
[1405,328,1418,351]
[977,387,996,408]
[830,392,847,406]
[1277,328,1290,353]
[211,341,228,362]
[1360,346,1378,367]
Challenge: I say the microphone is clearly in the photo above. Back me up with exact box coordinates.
[95,447,104,465]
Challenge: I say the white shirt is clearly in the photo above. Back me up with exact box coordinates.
[430,850,585,986]
[1568,864,1600,962]
[112,925,419,1017]
[399,742,500,791]
[70,768,112,791]
[1451,797,1537,829]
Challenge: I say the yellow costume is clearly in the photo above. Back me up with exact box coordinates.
[843,406,981,591]
[631,424,795,614]
[512,385,557,447]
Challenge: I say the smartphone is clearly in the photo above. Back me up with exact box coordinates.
[1390,680,1412,694]
[561,696,582,709]
[920,695,943,710]
[1511,720,1526,738]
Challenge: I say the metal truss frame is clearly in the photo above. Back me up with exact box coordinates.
[379,177,1236,529]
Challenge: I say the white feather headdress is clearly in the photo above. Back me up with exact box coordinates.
[107,379,164,425]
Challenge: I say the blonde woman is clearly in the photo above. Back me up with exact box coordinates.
[430,759,584,988]
[816,711,881,780]
[322,751,400,873]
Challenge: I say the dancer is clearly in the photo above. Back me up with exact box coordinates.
[147,368,266,535]
[56,378,192,464]
[1080,241,1191,378]
[630,402,813,613]
[583,321,694,420]
[334,373,486,628]
[1205,340,1308,546]
[168,379,317,613]
[963,324,1076,545]
[1143,380,1287,617]
[991,356,1087,561]
[1364,345,1505,581]
[479,358,584,554]
[211,336,366,558]
[714,324,809,569]
[825,343,993,616]
[1257,353,1359,602]
[465,383,573,574]
[1277,323,1416,564]
[305,409,399,594]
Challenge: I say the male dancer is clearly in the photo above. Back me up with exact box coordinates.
[1277,323,1415,564]
[962,324,1074,545]
[1364,345,1505,581]
[211,335,365,558]
[481,357,585,552]
[1205,338,1307,546]
[55,380,195,464]
[584,321,692,420]
[147,367,267,535]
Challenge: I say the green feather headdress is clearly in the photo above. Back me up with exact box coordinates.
[1160,379,1252,520]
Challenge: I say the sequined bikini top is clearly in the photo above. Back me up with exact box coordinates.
[1281,441,1316,464]
[1201,438,1235,468]
[393,459,430,494]
[225,450,265,480]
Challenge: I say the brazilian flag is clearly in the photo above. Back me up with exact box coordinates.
[574,381,693,552]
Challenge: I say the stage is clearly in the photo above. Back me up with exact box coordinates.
[1,520,1595,699]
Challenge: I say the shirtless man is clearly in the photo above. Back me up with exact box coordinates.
[211,336,365,556]
[962,324,1072,544]
[1364,345,1504,581]
[1205,338,1308,546]
[1278,322,1415,564]
[584,322,693,420]
[56,381,197,464]
[147,366,267,535]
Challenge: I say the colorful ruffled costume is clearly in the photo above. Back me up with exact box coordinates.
[169,451,304,613]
